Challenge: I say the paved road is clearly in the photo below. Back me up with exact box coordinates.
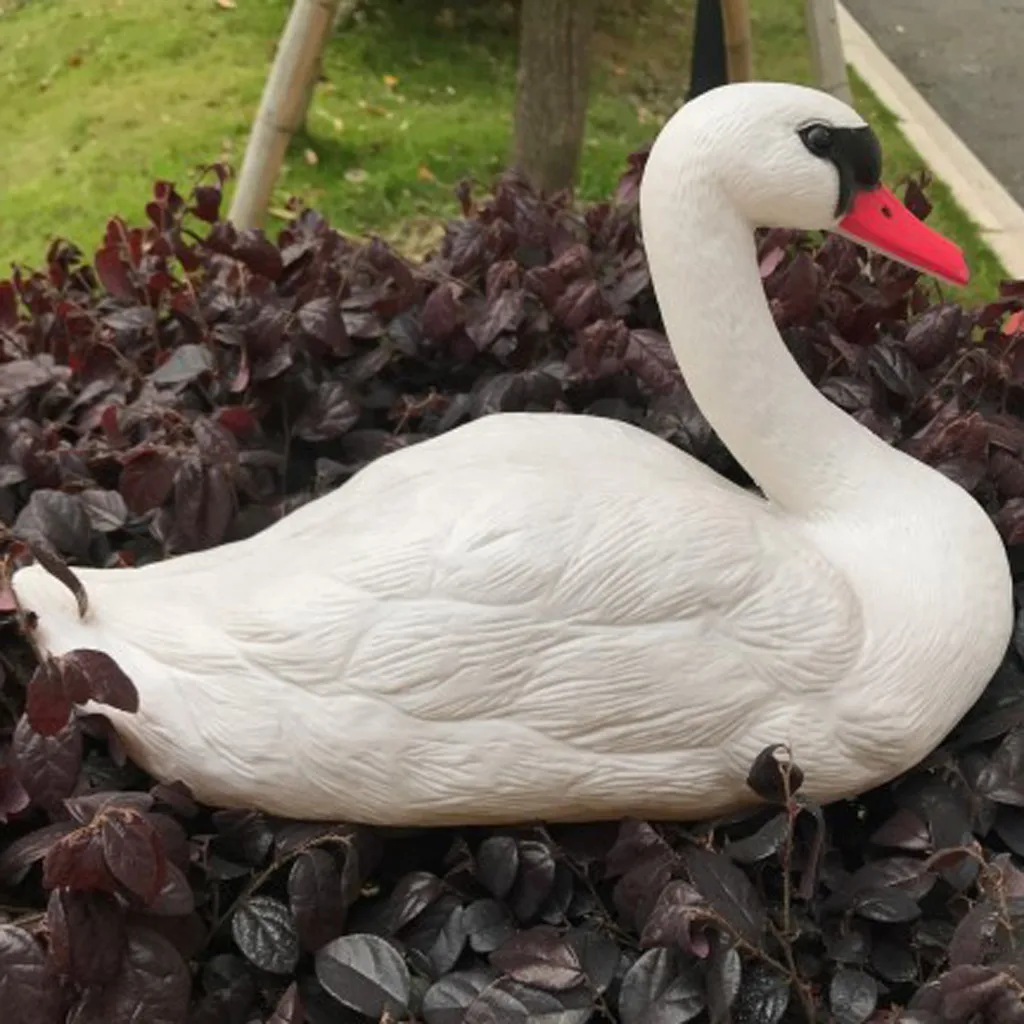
[843,0,1024,204]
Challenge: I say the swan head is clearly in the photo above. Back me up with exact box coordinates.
[640,81,968,286]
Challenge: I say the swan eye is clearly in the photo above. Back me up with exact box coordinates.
[801,124,833,156]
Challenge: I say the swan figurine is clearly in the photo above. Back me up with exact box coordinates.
[11,82,1014,826]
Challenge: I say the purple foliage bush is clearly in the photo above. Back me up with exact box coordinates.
[2,156,1024,1023]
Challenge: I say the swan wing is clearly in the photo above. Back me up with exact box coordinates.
[101,416,859,750]
[18,414,863,779]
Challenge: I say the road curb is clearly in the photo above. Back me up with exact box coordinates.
[836,2,1024,280]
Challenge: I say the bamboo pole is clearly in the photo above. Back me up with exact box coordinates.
[228,0,345,231]
[719,0,753,83]
[804,0,852,104]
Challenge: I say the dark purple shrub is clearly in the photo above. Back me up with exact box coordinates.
[1,158,1024,1022]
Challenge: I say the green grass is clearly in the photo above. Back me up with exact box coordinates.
[0,0,1005,303]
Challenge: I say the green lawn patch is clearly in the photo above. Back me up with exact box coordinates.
[0,0,1006,302]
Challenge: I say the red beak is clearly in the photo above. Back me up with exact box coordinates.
[836,185,969,287]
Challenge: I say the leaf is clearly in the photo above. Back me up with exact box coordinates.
[298,296,350,354]
[706,935,742,1023]
[67,927,191,1024]
[0,924,65,1024]
[639,880,706,955]
[266,982,303,1024]
[44,825,117,893]
[725,813,790,864]
[421,281,465,341]
[0,821,77,884]
[294,380,361,442]
[870,807,931,851]
[476,835,519,899]
[387,870,443,934]
[288,848,347,951]
[732,964,790,1024]
[315,933,411,1018]
[47,888,126,986]
[820,375,873,412]
[79,489,129,532]
[104,305,156,334]
[119,449,178,515]
[490,925,585,992]
[191,184,223,223]
[683,847,766,944]
[14,489,92,558]
[851,886,922,923]
[745,743,804,803]
[829,968,878,1024]
[844,855,936,903]
[976,727,1024,806]
[0,359,55,402]
[0,279,19,327]
[193,416,238,470]
[12,713,82,809]
[231,896,300,975]
[422,968,498,1024]
[0,761,30,822]
[60,650,139,713]
[233,229,284,279]
[903,303,962,369]
[616,853,674,935]
[623,328,681,394]
[465,898,516,954]
[867,338,925,399]
[566,926,618,994]
[509,839,556,922]
[148,862,196,916]
[619,947,705,1024]
[23,663,73,736]
[150,344,214,385]
[100,807,168,905]
[94,245,137,301]
[403,900,467,978]
[466,288,525,348]
[936,964,1020,1021]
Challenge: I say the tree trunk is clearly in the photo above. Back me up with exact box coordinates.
[720,0,754,83]
[512,0,597,195]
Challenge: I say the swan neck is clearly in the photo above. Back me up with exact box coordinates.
[642,175,887,513]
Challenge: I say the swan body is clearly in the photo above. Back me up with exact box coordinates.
[12,82,1013,825]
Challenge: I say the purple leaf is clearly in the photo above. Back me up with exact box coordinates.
[315,933,411,1019]
[732,964,790,1024]
[231,896,300,975]
[0,924,65,1024]
[619,947,705,1024]
[288,848,347,952]
[465,898,516,954]
[476,836,519,899]
[829,968,878,1024]
[294,381,361,442]
[12,713,82,808]
[47,888,126,986]
[386,870,443,934]
[683,847,766,945]
[150,344,214,385]
[509,839,556,922]
[489,925,585,992]
[67,927,190,1024]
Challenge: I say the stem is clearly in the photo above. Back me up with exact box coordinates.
[205,831,355,945]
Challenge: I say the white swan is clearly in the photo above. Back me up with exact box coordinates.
[11,82,1013,826]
